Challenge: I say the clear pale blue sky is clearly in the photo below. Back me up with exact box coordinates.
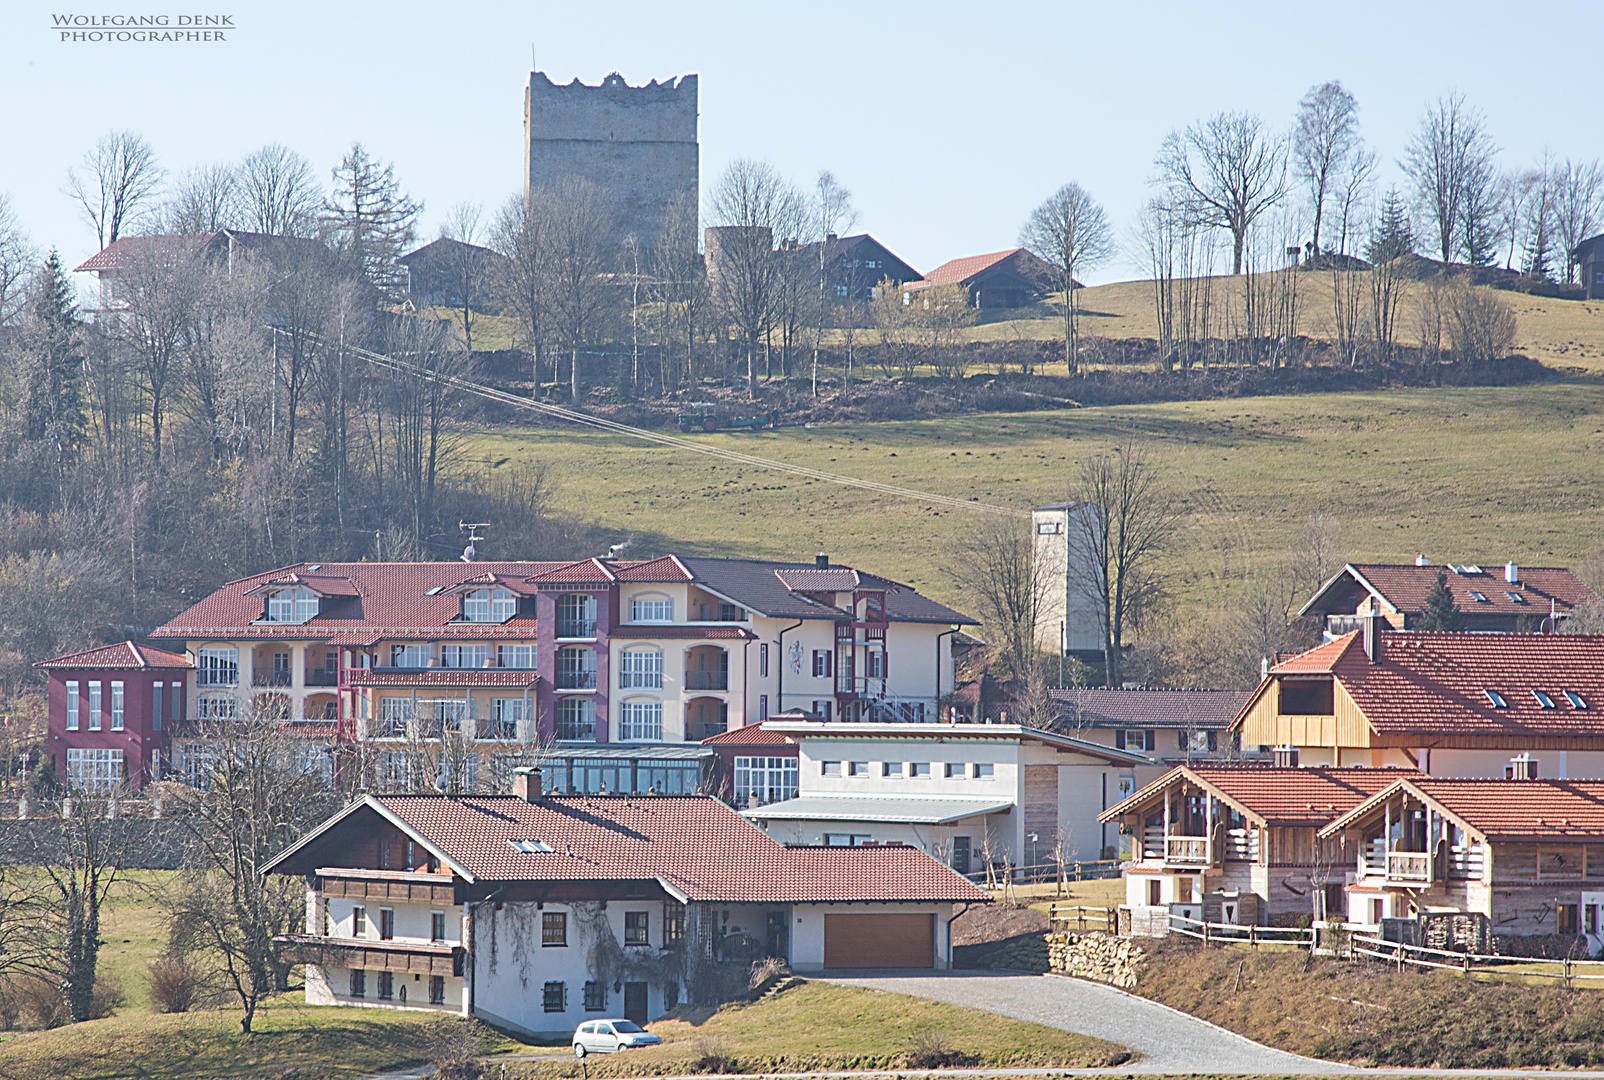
[4,0,1601,285]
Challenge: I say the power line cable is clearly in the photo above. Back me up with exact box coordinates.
[287,329,1030,519]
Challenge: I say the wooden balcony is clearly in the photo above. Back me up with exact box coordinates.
[1164,835,1212,867]
[1360,847,1435,885]
[276,934,462,976]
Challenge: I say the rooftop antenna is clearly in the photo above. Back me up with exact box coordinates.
[460,521,489,563]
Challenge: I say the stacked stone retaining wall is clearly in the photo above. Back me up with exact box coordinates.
[1047,931,1146,989]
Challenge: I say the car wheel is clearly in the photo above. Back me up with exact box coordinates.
[574,1043,587,1059]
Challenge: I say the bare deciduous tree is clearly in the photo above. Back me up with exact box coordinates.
[238,143,321,238]
[162,163,240,235]
[492,192,550,384]
[1552,158,1604,284]
[438,202,491,352]
[1401,94,1499,265]
[951,516,1051,683]
[1067,442,1180,687]
[1293,82,1362,256]
[707,160,805,398]
[1155,112,1287,274]
[652,191,706,388]
[809,171,858,394]
[0,193,34,326]
[65,130,164,250]
[1447,283,1517,364]
[536,180,616,402]
[1019,182,1114,372]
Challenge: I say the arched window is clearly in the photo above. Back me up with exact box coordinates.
[267,586,319,623]
[463,587,515,623]
[557,594,598,637]
[618,648,663,689]
[621,699,663,741]
[630,594,673,623]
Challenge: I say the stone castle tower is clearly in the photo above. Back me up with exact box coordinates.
[524,71,699,250]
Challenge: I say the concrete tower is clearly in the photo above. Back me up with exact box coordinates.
[524,70,699,250]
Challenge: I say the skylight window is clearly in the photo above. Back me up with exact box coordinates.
[1468,591,1490,603]
[1483,689,1509,709]
[1565,691,1589,709]
[306,564,321,572]
[424,586,445,596]
[1505,591,1527,604]
[1533,690,1556,709]
[507,839,554,854]
[1448,564,1484,575]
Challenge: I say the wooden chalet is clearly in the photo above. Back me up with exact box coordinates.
[1098,764,1410,934]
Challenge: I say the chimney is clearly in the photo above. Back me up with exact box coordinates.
[1415,555,1429,566]
[1273,745,1300,768]
[1506,753,1538,780]
[512,767,542,801]
[816,553,829,569]
[1505,561,1520,585]
[826,232,838,242]
[1362,613,1386,664]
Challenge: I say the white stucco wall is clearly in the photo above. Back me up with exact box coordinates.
[1425,748,1604,780]
[789,902,956,971]
[306,963,464,1014]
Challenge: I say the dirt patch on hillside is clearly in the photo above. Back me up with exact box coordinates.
[1135,938,1604,1068]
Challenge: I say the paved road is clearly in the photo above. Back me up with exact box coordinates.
[822,970,1351,1074]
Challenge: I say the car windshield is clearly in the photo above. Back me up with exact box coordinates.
[613,1021,645,1033]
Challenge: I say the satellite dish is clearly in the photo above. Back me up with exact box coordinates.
[461,542,476,563]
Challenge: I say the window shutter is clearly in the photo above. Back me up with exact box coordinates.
[1114,730,1126,750]
[1146,730,1156,751]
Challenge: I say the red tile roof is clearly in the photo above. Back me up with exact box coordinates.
[35,641,192,670]
[614,555,694,582]
[1305,563,1600,619]
[244,573,361,598]
[774,568,861,592]
[269,794,987,903]
[344,669,540,688]
[1260,629,1604,737]
[1321,778,1604,841]
[610,626,756,640]
[917,249,1022,287]
[1100,764,1415,827]
[701,724,795,746]
[73,233,216,272]
[527,558,618,584]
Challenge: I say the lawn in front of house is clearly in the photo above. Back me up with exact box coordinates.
[508,978,1126,1077]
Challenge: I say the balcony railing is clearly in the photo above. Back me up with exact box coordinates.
[684,671,728,691]
[556,620,597,639]
[1327,615,1366,637]
[1224,827,1260,862]
[555,671,596,690]
[688,721,728,741]
[1164,835,1212,866]
[1386,850,1432,883]
[305,668,339,687]
[252,671,293,688]
[556,720,594,741]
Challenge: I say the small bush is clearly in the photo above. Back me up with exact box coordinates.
[906,1027,975,1069]
[686,1036,738,1074]
[747,956,788,990]
[8,974,67,1029]
[147,953,203,1013]
[89,971,126,1020]
[428,1017,487,1080]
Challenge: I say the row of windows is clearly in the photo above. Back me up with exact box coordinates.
[66,748,125,793]
[539,908,684,948]
[823,760,995,779]
[543,980,679,1013]
[348,969,446,1005]
[64,680,125,731]
[344,905,447,943]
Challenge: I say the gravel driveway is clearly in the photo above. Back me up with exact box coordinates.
[821,970,1352,1074]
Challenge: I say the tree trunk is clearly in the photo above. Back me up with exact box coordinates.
[571,347,579,404]
[747,339,757,399]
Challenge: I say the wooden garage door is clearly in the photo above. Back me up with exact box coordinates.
[823,913,934,968]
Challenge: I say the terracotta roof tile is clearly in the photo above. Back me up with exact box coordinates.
[73,233,216,272]
[610,626,756,640]
[1324,777,1604,841]
[1101,764,1414,827]
[1269,630,1604,737]
[527,559,618,584]
[613,555,695,582]
[306,794,987,902]
[918,249,1022,286]
[1322,563,1600,618]
[700,725,795,746]
[774,568,861,591]
[35,641,192,670]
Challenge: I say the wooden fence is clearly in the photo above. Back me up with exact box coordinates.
[1049,904,1117,933]
[1167,913,1315,948]
[968,858,1121,886]
[1349,933,1604,986]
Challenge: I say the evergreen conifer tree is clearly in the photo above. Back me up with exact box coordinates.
[1415,568,1463,631]
[1367,188,1415,264]
[16,251,86,464]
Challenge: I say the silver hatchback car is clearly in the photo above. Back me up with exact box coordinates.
[573,1019,662,1056]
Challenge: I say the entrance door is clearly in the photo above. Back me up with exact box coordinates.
[1583,892,1604,956]
[623,981,648,1025]
[764,910,789,960]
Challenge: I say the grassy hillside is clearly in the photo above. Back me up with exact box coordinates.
[464,379,1604,615]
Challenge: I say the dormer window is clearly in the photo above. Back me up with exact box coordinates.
[463,587,515,623]
[266,586,319,623]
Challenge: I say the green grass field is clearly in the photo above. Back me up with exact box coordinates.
[511,979,1126,1077]
[465,378,1604,615]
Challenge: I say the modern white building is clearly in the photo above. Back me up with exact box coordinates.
[743,721,1150,868]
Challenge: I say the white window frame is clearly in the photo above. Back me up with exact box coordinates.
[390,644,430,668]
[88,681,102,731]
[490,697,526,740]
[556,696,596,740]
[378,697,413,738]
[267,586,319,623]
[630,595,673,623]
[197,648,239,687]
[66,681,79,731]
[440,643,488,669]
[110,681,124,731]
[733,755,798,806]
[497,643,536,669]
[618,648,663,689]
[196,695,238,721]
[66,747,124,794]
[463,587,516,623]
[620,699,663,741]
